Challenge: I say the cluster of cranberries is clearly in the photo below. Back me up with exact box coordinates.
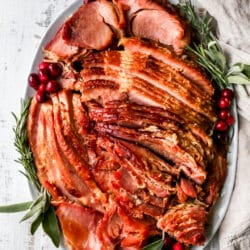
[28,61,63,103]
[214,88,235,132]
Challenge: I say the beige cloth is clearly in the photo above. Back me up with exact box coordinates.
[196,0,250,249]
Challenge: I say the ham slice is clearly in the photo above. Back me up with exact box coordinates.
[63,0,125,50]
[118,0,190,54]
[83,50,216,122]
[120,37,214,96]
[56,202,104,250]
[157,203,207,245]
[44,24,79,60]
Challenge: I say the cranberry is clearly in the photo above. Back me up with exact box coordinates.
[45,80,60,93]
[218,97,231,109]
[38,83,46,92]
[214,120,228,132]
[221,88,234,100]
[172,242,183,250]
[38,61,50,71]
[219,109,230,120]
[226,115,235,126]
[38,68,50,83]
[28,73,40,90]
[35,90,46,103]
[48,63,63,78]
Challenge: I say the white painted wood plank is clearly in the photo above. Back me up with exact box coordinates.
[0,0,73,249]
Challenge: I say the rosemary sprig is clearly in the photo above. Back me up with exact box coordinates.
[179,0,250,93]
[0,98,60,247]
[12,98,40,191]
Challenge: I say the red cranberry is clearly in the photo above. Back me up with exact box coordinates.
[45,80,60,93]
[48,63,63,78]
[214,120,228,132]
[218,97,231,109]
[38,83,46,92]
[38,61,50,71]
[219,109,230,120]
[172,242,183,250]
[28,73,40,90]
[221,88,234,100]
[35,90,46,103]
[226,115,235,126]
[38,68,50,82]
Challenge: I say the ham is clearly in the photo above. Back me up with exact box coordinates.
[44,24,79,60]
[83,50,216,122]
[96,204,158,249]
[63,0,125,50]
[157,203,207,245]
[56,202,104,250]
[118,0,190,54]
[27,0,229,247]
[120,37,214,95]
[95,123,207,184]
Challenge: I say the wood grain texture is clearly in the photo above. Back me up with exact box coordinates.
[0,0,73,249]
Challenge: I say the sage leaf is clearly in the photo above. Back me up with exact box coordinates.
[142,239,164,250]
[31,213,43,235]
[0,201,32,213]
[227,75,250,85]
[20,199,44,222]
[242,64,250,78]
[42,206,60,247]
[227,63,244,75]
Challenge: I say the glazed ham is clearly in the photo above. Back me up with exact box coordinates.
[27,0,229,249]
[56,202,105,250]
[118,0,190,54]
[62,0,125,50]
[120,37,214,96]
[44,24,79,60]
[157,203,207,245]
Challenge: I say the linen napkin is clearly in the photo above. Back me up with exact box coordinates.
[196,0,250,249]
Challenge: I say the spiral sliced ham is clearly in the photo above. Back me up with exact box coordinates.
[27,0,229,248]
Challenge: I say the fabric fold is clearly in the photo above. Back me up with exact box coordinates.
[196,0,250,249]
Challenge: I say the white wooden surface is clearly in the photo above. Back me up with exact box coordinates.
[0,1,73,249]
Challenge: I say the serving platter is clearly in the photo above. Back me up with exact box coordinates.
[25,0,238,249]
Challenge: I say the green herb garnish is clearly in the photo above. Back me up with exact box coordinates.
[0,98,60,247]
[142,239,164,250]
[179,0,250,94]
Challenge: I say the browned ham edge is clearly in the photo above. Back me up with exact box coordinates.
[87,101,208,167]
[119,37,214,96]
[82,50,216,122]
[95,123,207,184]
[81,65,212,131]
[27,99,64,201]
[51,93,107,211]
[157,203,207,245]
